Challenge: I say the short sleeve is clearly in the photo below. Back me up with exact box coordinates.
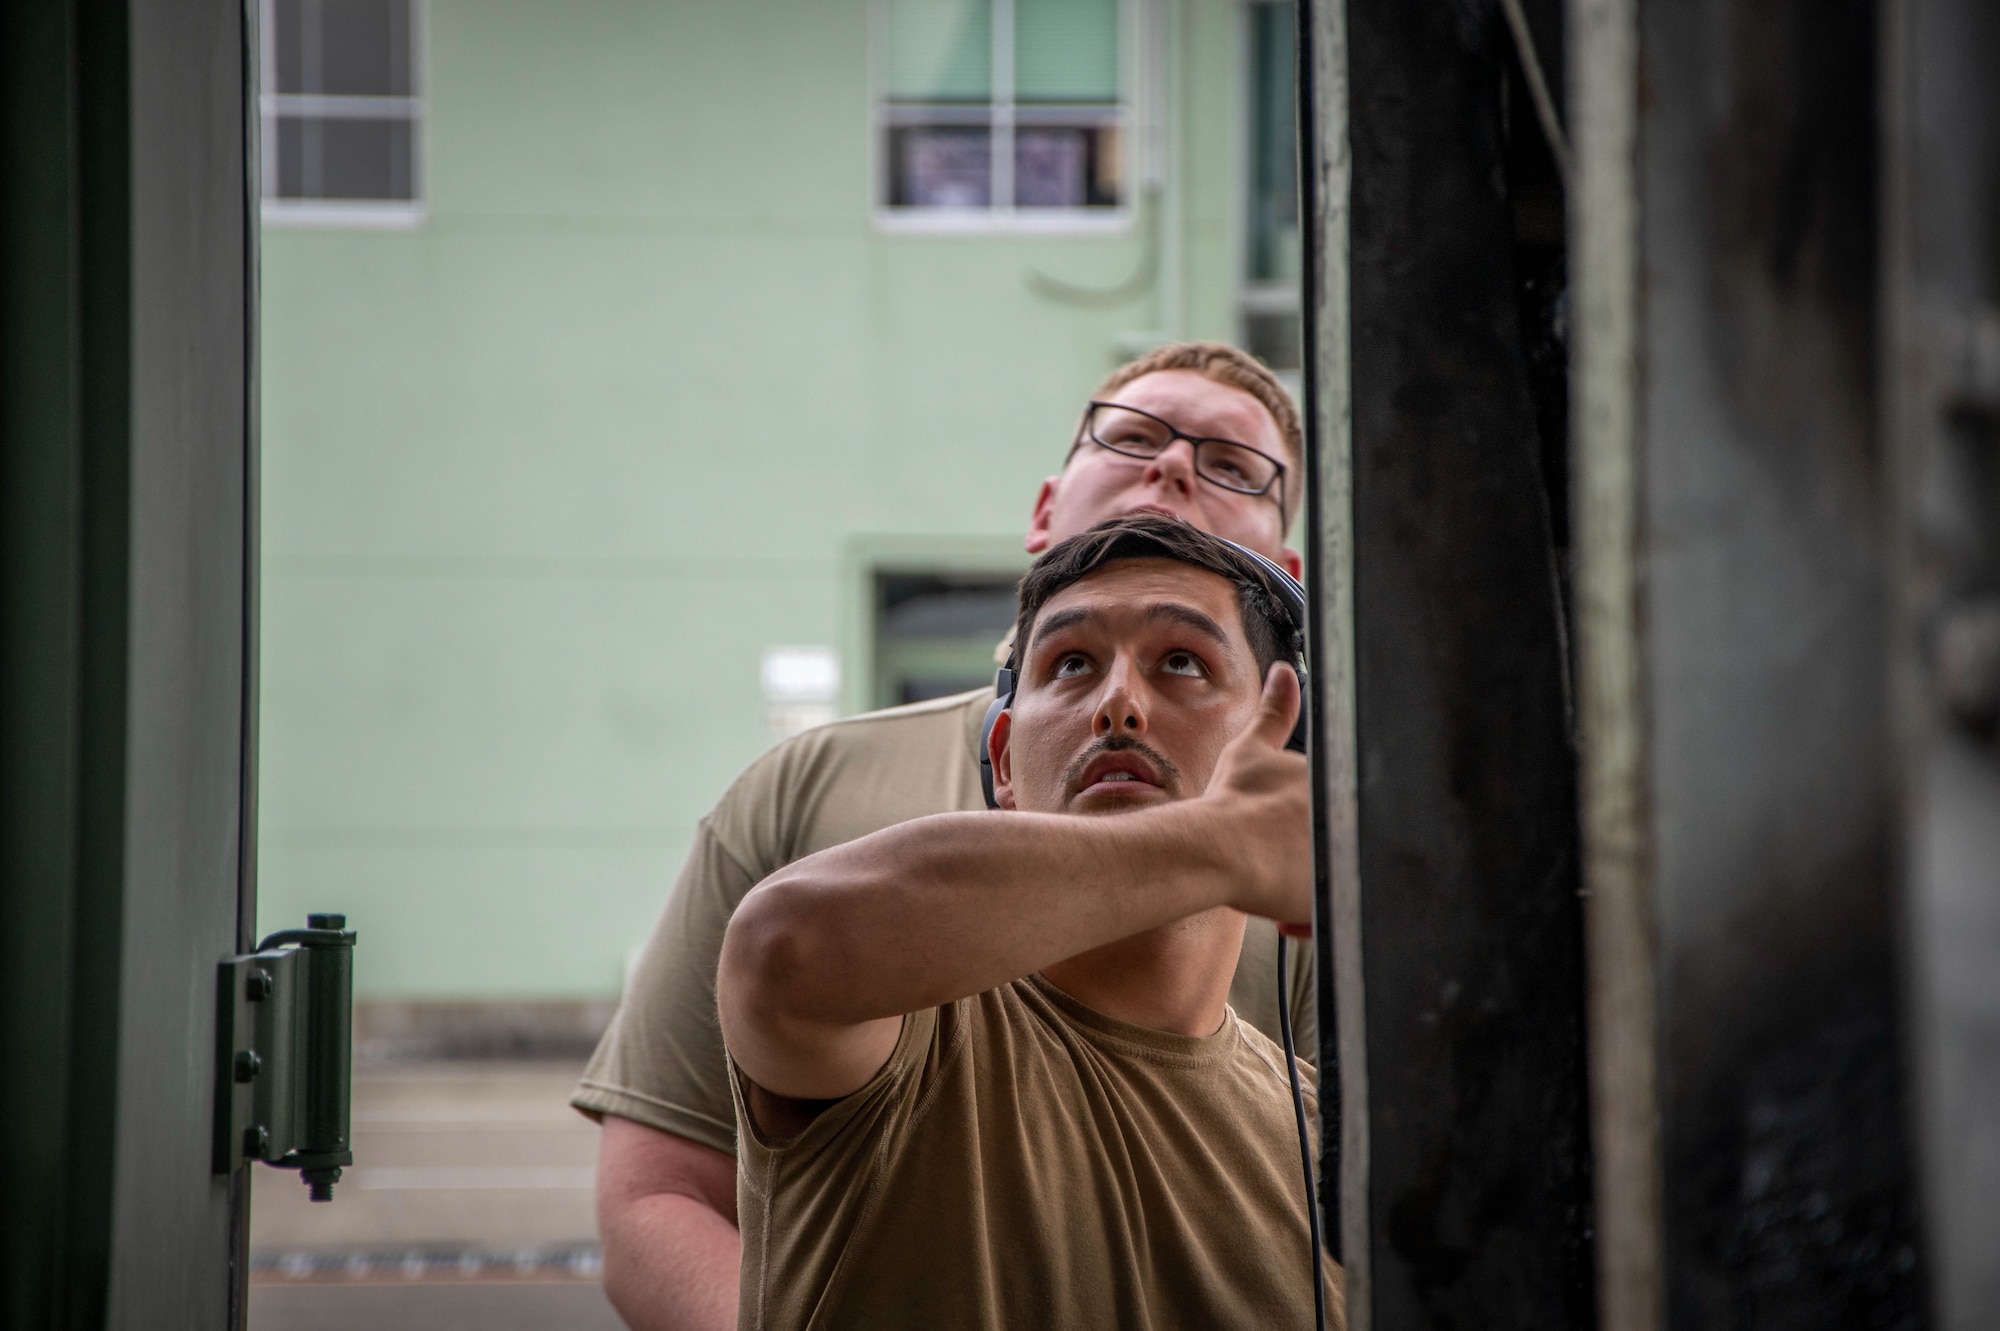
[571,818,761,1153]
[569,694,987,1153]
[730,1007,938,1162]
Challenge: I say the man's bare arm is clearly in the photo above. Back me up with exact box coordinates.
[717,665,1310,1105]
[597,1118,740,1331]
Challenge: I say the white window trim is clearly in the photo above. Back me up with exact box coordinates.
[870,0,1138,236]
[1237,0,1297,301]
[258,0,427,227]
[1242,280,1302,316]
[262,200,426,229]
[874,209,1134,236]
[1237,0,1301,374]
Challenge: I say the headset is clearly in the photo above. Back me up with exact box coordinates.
[975,535,1328,1331]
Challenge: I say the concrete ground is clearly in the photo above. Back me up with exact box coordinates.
[251,1282,624,1330]
[250,1059,625,1330]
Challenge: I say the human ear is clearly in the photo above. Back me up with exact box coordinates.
[1024,478,1059,554]
[989,709,1019,811]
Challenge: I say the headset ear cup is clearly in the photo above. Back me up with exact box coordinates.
[979,667,1016,809]
[1208,535,1312,753]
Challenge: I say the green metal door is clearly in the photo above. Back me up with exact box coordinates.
[1,0,264,1324]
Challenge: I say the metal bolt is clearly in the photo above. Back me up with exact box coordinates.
[307,913,346,931]
[233,1049,262,1083]
[244,1125,270,1159]
[246,969,272,1001]
[303,1166,342,1202]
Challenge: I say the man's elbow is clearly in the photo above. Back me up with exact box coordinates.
[718,880,837,1036]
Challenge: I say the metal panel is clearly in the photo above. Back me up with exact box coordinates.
[105,0,255,1323]
[1311,0,1595,1323]
[1573,0,1929,1325]
[1882,0,2000,1325]
[0,0,255,1325]
[1569,0,1657,1326]
[1639,4,1923,1324]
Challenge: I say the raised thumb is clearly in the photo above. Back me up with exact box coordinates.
[1251,661,1301,749]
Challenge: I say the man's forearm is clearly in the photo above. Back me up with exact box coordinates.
[597,1119,742,1331]
[722,802,1237,1032]
[601,1193,739,1331]
[720,682,1309,1102]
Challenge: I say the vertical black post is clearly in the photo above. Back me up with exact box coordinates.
[1312,0,1596,1324]
[1294,0,1345,1268]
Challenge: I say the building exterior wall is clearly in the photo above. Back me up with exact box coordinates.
[256,0,1256,998]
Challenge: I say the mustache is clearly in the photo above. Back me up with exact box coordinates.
[1061,734,1183,793]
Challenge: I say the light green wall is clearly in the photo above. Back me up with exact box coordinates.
[257,0,1255,998]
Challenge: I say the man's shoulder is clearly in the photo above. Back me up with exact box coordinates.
[748,688,990,784]
[943,982,1317,1127]
[1226,1010,1318,1105]
[709,687,995,864]
[798,688,992,748]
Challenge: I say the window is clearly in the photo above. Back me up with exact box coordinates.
[873,573,1018,708]
[878,0,1127,223]
[1243,0,1301,374]
[261,0,422,222]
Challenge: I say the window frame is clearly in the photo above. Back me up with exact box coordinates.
[1238,0,1302,380]
[871,0,1137,235]
[258,0,427,228]
[841,535,1031,717]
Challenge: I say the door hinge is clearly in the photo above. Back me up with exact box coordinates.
[213,913,357,1200]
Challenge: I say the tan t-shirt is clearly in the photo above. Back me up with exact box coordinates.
[573,688,1317,1155]
[733,973,1342,1331]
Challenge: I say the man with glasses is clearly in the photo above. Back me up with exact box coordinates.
[578,342,1310,1331]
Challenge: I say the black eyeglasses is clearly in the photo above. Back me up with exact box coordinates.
[1075,402,1288,512]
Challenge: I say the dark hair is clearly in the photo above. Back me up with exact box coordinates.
[1012,513,1299,679]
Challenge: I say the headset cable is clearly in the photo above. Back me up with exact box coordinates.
[1276,934,1327,1331]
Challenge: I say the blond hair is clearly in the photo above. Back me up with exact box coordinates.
[1084,342,1304,525]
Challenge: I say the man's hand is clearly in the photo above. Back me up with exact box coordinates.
[1202,663,1314,935]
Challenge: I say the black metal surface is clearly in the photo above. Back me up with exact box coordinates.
[1341,0,1594,1323]
[1631,2,1927,1325]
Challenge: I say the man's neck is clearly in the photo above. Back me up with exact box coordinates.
[1039,907,1247,1037]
